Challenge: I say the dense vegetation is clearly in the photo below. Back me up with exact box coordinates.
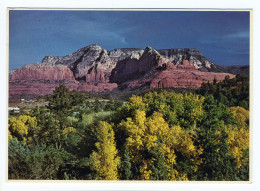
[8,75,249,180]
[197,74,249,110]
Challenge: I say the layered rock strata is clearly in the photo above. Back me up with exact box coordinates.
[9,44,236,98]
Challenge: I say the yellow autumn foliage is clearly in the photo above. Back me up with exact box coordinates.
[89,121,119,180]
[8,130,13,140]
[139,161,153,180]
[230,106,249,128]
[162,125,202,180]
[62,127,77,138]
[226,125,249,168]
[124,95,147,115]
[118,110,201,180]
[8,115,37,143]
[225,106,249,168]
[183,93,205,122]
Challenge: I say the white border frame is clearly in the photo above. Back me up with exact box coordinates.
[1,0,259,191]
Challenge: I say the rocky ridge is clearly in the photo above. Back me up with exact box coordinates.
[9,44,236,98]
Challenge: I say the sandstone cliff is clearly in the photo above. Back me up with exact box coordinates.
[10,64,76,82]
[117,58,235,90]
[9,44,237,98]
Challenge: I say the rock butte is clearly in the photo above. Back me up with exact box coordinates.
[9,44,237,98]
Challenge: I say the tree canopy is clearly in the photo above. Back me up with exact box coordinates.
[8,83,249,180]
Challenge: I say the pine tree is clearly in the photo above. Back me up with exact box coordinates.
[119,147,133,180]
[47,84,72,115]
[47,84,72,129]
[196,95,237,180]
[149,140,168,180]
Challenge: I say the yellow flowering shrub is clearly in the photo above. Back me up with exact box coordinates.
[8,115,37,143]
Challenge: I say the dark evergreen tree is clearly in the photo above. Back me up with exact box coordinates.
[196,95,238,180]
[149,140,168,180]
[119,147,133,180]
[47,84,72,129]
[47,84,72,114]
[196,75,249,110]
[94,99,102,112]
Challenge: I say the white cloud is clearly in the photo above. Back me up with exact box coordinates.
[225,31,249,39]
[200,31,249,44]
[60,13,132,46]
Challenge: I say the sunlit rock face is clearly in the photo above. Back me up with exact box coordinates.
[10,64,75,81]
[9,44,236,98]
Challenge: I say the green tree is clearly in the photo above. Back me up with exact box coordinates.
[8,140,72,180]
[94,99,102,112]
[119,147,133,180]
[197,75,249,110]
[149,140,168,180]
[196,95,238,180]
[48,84,72,114]
[47,84,72,129]
[70,90,85,106]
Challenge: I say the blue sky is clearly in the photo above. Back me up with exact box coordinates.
[9,10,250,71]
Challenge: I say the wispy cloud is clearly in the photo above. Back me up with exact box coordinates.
[9,10,250,69]
[225,31,249,39]
[99,32,128,45]
[58,13,133,47]
[10,11,132,48]
[200,31,249,44]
